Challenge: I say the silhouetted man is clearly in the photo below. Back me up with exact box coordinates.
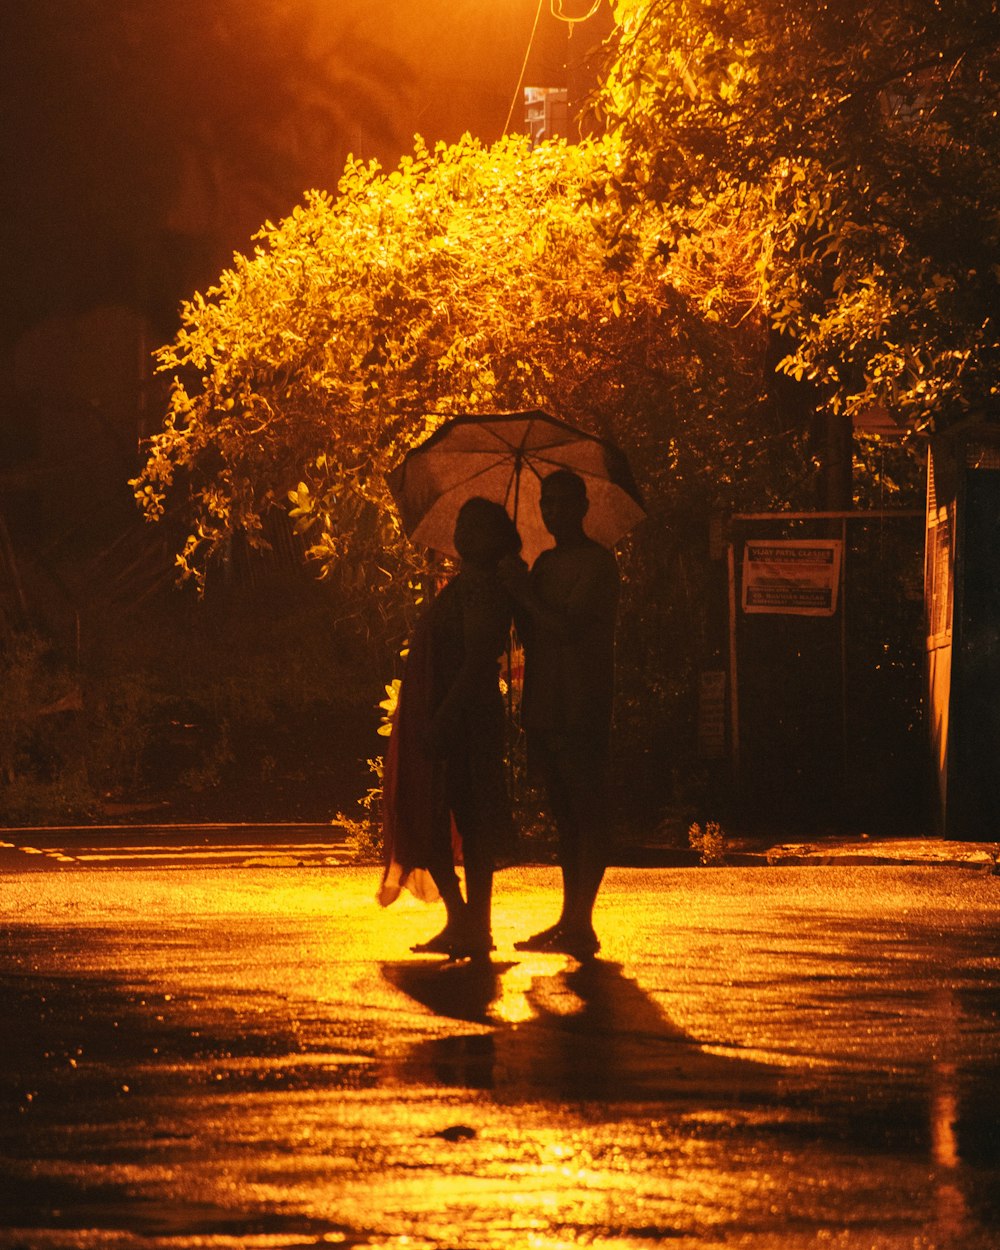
[503,469,619,958]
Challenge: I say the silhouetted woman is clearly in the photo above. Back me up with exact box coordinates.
[378,497,522,959]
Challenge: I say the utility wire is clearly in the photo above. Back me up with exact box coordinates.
[503,0,546,135]
[503,1,604,135]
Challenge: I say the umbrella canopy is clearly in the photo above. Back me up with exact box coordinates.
[388,410,645,566]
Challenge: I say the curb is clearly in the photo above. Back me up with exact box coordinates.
[616,840,1000,873]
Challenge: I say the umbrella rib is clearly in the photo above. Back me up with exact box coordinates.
[471,425,529,454]
[467,417,576,459]
[528,452,605,479]
[436,460,513,494]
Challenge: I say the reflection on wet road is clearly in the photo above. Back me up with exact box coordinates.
[1,864,999,1248]
[382,956,778,1106]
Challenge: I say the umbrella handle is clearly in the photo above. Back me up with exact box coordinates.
[512,448,522,528]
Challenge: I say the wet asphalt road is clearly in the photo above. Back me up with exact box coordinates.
[1,849,999,1249]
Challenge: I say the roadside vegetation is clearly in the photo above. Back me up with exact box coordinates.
[4,1,996,834]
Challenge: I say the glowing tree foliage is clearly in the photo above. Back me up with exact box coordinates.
[600,0,1000,433]
[136,132,768,604]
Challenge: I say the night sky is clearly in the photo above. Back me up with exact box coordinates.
[0,0,581,537]
[1,0,571,343]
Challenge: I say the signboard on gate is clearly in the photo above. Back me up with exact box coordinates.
[742,539,842,616]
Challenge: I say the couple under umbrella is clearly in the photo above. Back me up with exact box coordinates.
[378,410,644,960]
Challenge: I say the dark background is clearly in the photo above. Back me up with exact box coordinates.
[0,3,931,838]
[0,1,619,826]
[1,1,576,522]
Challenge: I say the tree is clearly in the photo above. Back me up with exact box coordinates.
[598,0,1000,437]
[135,132,773,631]
[134,129,790,826]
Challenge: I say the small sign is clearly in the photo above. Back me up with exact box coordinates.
[742,539,842,616]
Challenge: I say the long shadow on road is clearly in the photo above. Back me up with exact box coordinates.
[382,956,778,1104]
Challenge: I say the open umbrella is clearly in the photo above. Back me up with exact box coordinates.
[387,410,645,565]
